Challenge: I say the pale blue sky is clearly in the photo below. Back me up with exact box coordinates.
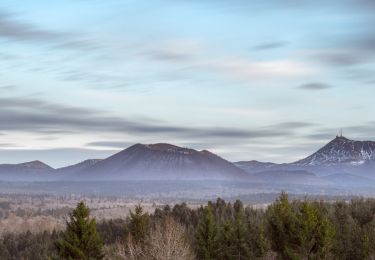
[1,0,375,167]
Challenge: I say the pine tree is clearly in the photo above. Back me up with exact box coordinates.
[56,201,104,260]
[268,194,335,260]
[253,223,270,257]
[332,202,370,260]
[267,192,299,260]
[297,201,334,259]
[195,205,219,260]
[218,220,235,260]
[128,205,149,244]
[230,206,251,260]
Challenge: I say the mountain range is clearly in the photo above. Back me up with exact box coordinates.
[1,135,375,185]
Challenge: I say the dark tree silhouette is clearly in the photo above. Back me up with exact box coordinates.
[56,202,104,260]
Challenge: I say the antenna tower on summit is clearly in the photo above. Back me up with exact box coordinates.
[340,128,343,137]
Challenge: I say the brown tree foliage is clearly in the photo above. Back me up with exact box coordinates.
[107,216,194,260]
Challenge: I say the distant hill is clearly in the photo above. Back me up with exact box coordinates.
[235,160,321,184]
[56,159,102,175]
[68,143,248,180]
[234,160,279,173]
[0,160,54,181]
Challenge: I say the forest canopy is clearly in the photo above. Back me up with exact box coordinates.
[1,194,375,260]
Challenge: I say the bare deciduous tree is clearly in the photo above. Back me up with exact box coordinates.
[105,235,146,260]
[109,217,195,260]
[147,217,195,260]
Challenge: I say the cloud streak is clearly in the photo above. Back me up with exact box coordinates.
[0,10,98,52]
[86,141,135,148]
[253,42,287,51]
[297,83,333,91]
[197,59,313,80]
[0,97,307,141]
[144,40,201,61]
[143,39,313,83]
[0,11,62,42]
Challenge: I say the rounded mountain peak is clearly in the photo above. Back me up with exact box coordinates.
[146,143,181,151]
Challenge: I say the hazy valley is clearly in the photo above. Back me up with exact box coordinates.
[1,135,375,200]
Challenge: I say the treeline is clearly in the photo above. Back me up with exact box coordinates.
[1,193,375,259]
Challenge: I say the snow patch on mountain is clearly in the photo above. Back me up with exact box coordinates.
[293,136,375,166]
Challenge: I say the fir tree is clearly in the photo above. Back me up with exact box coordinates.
[128,205,149,244]
[195,205,219,260]
[268,195,335,260]
[267,192,299,260]
[253,223,270,257]
[297,201,334,259]
[218,220,235,260]
[230,206,251,260]
[56,201,104,260]
[332,202,370,260]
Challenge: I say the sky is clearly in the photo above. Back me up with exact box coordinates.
[1,0,375,167]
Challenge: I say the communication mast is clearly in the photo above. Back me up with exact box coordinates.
[337,128,343,138]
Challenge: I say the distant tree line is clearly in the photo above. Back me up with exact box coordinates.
[1,193,375,259]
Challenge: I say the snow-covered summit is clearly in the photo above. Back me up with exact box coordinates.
[293,136,375,166]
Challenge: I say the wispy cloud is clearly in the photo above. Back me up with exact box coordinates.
[253,41,287,51]
[0,143,18,148]
[143,40,313,82]
[144,39,201,61]
[0,96,185,135]
[308,49,373,67]
[268,121,317,128]
[0,85,17,91]
[0,10,98,51]
[86,141,135,149]
[0,11,62,42]
[199,58,313,80]
[0,96,308,141]
[297,82,333,91]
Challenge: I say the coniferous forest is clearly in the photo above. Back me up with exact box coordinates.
[1,193,375,259]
